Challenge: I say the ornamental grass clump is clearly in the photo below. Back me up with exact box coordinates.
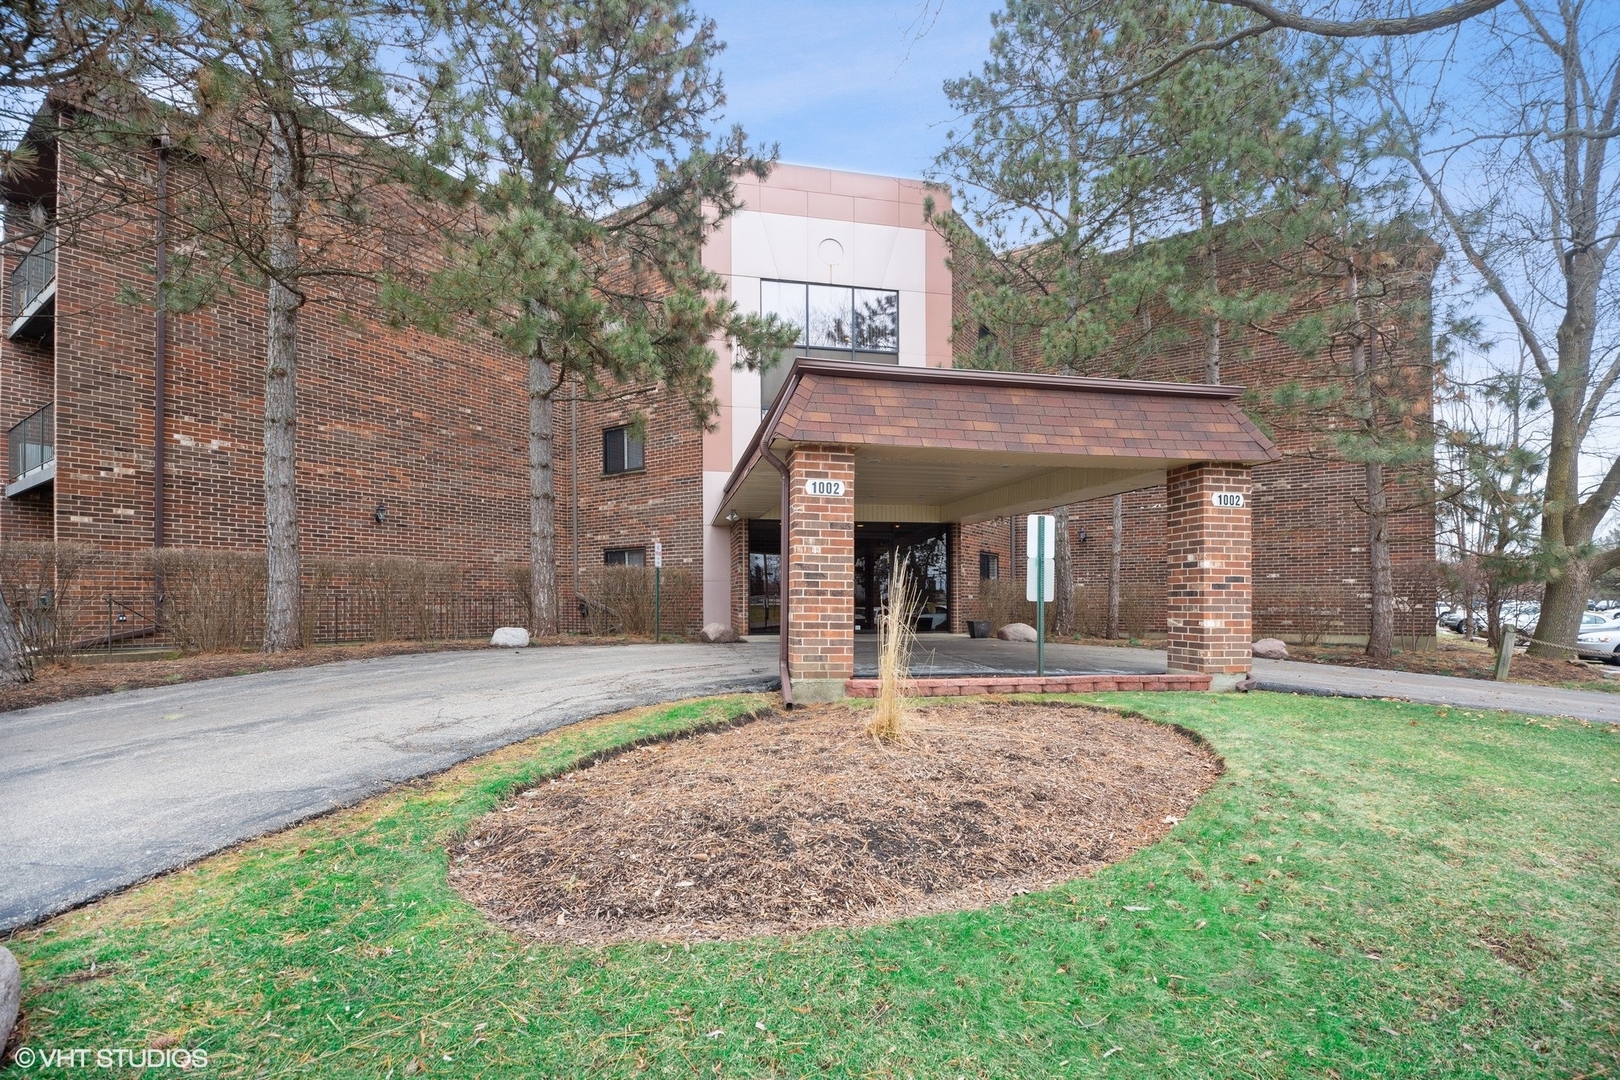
[868,559,917,742]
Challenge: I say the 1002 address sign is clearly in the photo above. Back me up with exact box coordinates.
[806,479,845,497]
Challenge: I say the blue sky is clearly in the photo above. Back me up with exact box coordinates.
[700,0,1003,180]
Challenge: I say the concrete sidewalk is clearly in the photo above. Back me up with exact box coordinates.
[856,634,1620,723]
[0,642,777,933]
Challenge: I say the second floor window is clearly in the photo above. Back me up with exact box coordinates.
[603,425,644,475]
[762,280,900,354]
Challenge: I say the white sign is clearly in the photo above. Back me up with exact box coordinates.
[653,541,663,569]
[1026,559,1055,602]
[1211,492,1246,508]
[805,479,845,497]
[1026,513,1056,602]
[1025,514,1056,557]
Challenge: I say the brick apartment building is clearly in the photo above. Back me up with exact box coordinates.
[2,107,1434,649]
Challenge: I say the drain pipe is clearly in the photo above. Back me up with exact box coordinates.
[760,443,793,709]
[153,136,170,611]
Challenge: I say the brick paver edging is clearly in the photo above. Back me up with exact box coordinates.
[844,673,1213,697]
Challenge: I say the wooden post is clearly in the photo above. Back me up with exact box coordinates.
[1494,629,1514,682]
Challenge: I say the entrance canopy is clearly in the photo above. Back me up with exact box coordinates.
[715,359,1281,526]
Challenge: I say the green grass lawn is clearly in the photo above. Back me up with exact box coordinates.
[7,692,1620,1078]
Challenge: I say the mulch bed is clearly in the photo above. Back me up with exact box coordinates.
[0,635,654,714]
[450,701,1221,944]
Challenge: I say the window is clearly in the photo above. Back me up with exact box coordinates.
[979,552,1000,581]
[760,279,901,408]
[763,280,900,356]
[603,425,644,475]
[604,547,645,566]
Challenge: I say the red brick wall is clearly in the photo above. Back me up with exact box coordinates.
[952,241,1438,646]
[785,445,854,683]
[6,134,533,633]
[1165,464,1252,676]
[548,378,706,634]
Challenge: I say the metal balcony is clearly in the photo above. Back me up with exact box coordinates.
[7,227,56,342]
[7,402,54,497]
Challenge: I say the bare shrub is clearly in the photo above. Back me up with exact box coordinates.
[151,547,265,653]
[869,559,916,743]
[300,558,333,646]
[1071,584,1109,637]
[1117,583,1162,639]
[0,541,99,665]
[320,556,462,641]
[503,560,532,629]
[975,577,1034,631]
[581,565,697,637]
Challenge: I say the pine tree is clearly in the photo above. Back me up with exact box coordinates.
[399,0,791,636]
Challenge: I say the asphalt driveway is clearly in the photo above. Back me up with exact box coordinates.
[0,642,777,933]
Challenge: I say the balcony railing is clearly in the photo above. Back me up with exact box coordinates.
[8,226,56,330]
[7,403,54,492]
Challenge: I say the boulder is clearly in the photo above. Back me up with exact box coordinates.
[701,622,741,644]
[0,945,18,1054]
[490,626,530,649]
[1251,637,1289,660]
[996,622,1038,642]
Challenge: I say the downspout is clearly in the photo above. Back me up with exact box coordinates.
[760,442,793,709]
[153,137,169,598]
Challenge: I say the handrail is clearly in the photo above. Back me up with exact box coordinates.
[9,227,56,321]
[7,402,54,483]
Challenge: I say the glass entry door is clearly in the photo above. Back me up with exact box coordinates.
[854,522,949,632]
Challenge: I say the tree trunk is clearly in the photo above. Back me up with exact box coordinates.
[262,111,302,653]
[0,590,34,685]
[1053,504,1073,637]
[1347,266,1395,660]
[1365,460,1394,658]
[1533,569,1591,658]
[1201,189,1221,384]
[529,349,558,636]
[1106,493,1122,639]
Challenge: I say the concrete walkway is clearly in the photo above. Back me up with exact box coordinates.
[0,643,777,933]
[855,634,1620,724]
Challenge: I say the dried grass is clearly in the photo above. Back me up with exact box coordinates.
[868,559,915,742]
[450,701,1221,943]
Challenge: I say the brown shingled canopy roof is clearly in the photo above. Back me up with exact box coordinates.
[716,359,1280,525]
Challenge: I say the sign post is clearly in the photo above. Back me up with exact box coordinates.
[1026,514,1056,676]
[653,541,663,643]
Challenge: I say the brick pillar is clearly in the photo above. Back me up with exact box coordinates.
[786,445,855,701]
[946,521,968,634]
[1166,463,1253,689]
[729,518,749,635]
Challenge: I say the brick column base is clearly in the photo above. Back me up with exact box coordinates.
[1165,463,1253,688]
[729,519,749,636]
[786,445,855,701]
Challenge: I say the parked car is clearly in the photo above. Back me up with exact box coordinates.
[1577,627,1620,662]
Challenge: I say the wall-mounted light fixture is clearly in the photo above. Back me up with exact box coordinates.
[374,502,387,525]
[724,511,740,523]
[1077,526,1088,543]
